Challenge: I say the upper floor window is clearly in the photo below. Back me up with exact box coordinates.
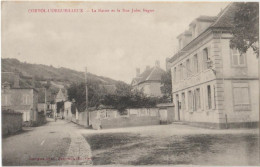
[2,94,11,106]
[186,59,191,77]
[193,54,199,74]
[203,48,211,70]
[231,48,246,66]
[22,95,30,105]
[179,64,183,80]
[173,67,177,82]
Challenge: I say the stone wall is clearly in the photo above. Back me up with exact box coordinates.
[71,107,175,130]
[89,108,161,129]
[2,111,23,136]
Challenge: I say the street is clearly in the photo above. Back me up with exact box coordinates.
[2,119,259,166]
[2,119,92,166]
[81,124,259,166]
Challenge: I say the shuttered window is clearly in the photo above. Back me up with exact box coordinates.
[233,83,250,111]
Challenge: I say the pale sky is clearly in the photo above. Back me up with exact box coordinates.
[2,1,230,83]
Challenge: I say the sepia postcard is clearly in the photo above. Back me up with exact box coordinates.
[1,0,259,166]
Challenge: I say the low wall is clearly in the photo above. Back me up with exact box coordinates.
[2,111,23,136]
[71,107,174,130]
[100,115,160,129]
[90,108,161,129]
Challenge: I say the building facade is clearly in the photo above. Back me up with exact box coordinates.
[2,84,39,122]
[166,3,259,128]
[131,61,166,97]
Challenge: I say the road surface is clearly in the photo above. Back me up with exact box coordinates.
[2,118,92,166]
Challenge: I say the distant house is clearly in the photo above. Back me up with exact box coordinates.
[55,88,66,103]
[2,81,39,122]
[131,61,166,97]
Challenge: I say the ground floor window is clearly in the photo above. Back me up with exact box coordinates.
[188,91,193,111]
[194,88,201,111]
[233,82,250,111]
[181,93,186,111]
[207,85,212,109]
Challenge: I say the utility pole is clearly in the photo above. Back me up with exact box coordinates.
[85,67,89,126]
[44,87,47,115]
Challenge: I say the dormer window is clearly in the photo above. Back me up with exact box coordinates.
[179,38,182,50]
[192,24,197,38]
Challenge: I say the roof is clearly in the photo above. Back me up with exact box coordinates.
[55,89,66,101]
[132,66,166,85]
[168,3,238,63]
[210,3,237,28]
[189,15,218,26]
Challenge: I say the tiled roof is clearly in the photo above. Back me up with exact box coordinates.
[132,66,166,85]
[210,3,237,28]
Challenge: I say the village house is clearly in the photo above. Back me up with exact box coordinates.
[55,88,67,118]
[166,3,259,128]
[131,61,166,97]
[1,74,39,123]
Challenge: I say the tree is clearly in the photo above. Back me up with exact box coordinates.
[230,2,259,57]
[160,70,172,101]
[67,80,108,111]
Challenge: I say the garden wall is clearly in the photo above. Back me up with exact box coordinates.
[2,111,23,136]
[71,106,175,130]
[89,108,161,129]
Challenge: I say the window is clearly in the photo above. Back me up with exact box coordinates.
[231,48,246,66]
[173,67,177,82]
[194,88,201,111]
[188,91,193,111]
[192,25,197,38]
[181,93,186,110]
[207,85,212,109]
[180,64,183,80]
[176,94,180,109]
[203,48,210,70]
[2,94,10,106]
[23,95,30,105]
[233,83,250,111]
[186,59,191,77]
[193,54,198,73]
[179,39,182,49]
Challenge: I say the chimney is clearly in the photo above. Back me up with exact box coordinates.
[13,72,20,88]
[155,60,160,67]
[146,66,150,70]
[136,68,140,77]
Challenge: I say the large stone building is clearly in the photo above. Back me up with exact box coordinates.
[166,3,259,128]
[131,61,166,97]
[2,81,39,122]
